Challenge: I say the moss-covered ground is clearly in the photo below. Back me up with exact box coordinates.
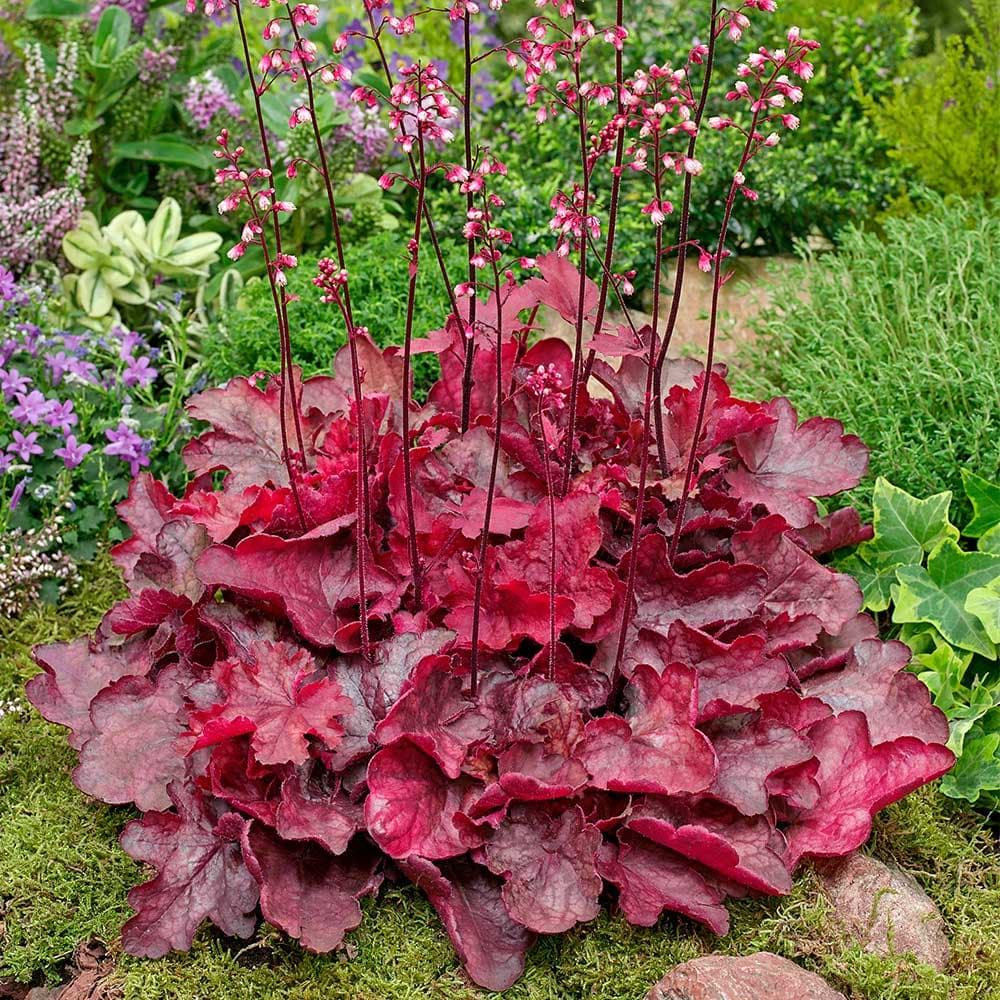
[2,557,1000,1000]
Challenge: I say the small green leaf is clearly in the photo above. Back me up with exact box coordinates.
[62,228,106,270]
[891,539,1000,658]
[966,580,1000,644]
[112,137,215,171]
[866,477,959,566]
[147,197,183,257]
[962,469,1000,538]
[92,6,131,62]
[112,275,151,305]
[76,269,113,317]
[979,524,1000,556]
[838,551,901,613]
[939,727,1000,803]
[162,232,222,269]
[99,254,136,289]
[25,0,88,17]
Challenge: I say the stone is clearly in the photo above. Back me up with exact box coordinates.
[817,852,950,971]
[645,952,847,1000]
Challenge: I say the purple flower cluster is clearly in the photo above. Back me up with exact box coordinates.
[138,46,179,87]
[330,92,391,174]
[1,275,159,507]
[183,71,242,132]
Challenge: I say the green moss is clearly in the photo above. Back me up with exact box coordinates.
[0,555,134,984]
[3,559,1000,998]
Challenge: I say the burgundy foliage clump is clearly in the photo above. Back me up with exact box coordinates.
[27,259,953,990]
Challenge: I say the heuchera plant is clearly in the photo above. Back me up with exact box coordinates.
[27,0,953,990]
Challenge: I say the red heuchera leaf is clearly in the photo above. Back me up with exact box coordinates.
[784,712,954,867]
[660,372,772,475]
[74,665,193,811]
[731,515,862,634]
[196,533,397,647]
[374,654,487,778]
[241,822,381,953]
[191,640,353,766]
[627,533,768,635]
[597,830,730,933]
[106,590,192,635]
[110,473,178,577]
[705,714,815,817]
[726,397,869,528]
[496,491,618,633]
[274,764,363,855]
[793,506,874,557]
[484,803,601,933]
[577,664,717,796]
[182,373,341,491]
[625,798,791,895]
[399,857,536,991]
[445,569,574,651]
[365,743,485,859]
[522,252,599,325]
[801,639,950,745]
[206,739,281,826]
[120,782,259,957]
[636,622,790,722]
[27,631,156,749]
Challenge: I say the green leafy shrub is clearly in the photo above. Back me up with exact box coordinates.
[731,199,1000,522]
[207,231,469,396]
[839,476,1000,809]
[874,0,1000,201]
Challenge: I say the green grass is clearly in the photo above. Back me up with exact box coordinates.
[3,557,1000,998]
[729,200,1000,523]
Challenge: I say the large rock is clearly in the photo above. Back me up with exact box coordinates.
[645,952,847,1000]
[817,853,950,971]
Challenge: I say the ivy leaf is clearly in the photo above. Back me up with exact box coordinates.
[938,726,1000,803]
[979,525,1000,556]
[891,539,1000,658]
[837,551,900,613]
[844,479,959,612]
[867,478,958,563]
[962,469,1000,538]
[966,580,1000,644]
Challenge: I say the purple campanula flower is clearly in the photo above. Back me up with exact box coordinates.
[61,333,87,354]
[9,476,29,511]
[15,323,41,356]
[118,329,144,360]
[45,351,73,385]
[66,358,99,384]
[0,267,17,301]
[11,389,54,425]
[0,453,13,474]
[46,399,78,435]
[122,354,157,389]
[7,429,43,461]
[0,367,31,402]
[53,434,93,470]
[104,421,152,477]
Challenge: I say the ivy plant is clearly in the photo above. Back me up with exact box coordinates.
[840,474,1000,808]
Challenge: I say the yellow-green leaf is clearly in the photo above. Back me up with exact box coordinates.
[76,269,113,317]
